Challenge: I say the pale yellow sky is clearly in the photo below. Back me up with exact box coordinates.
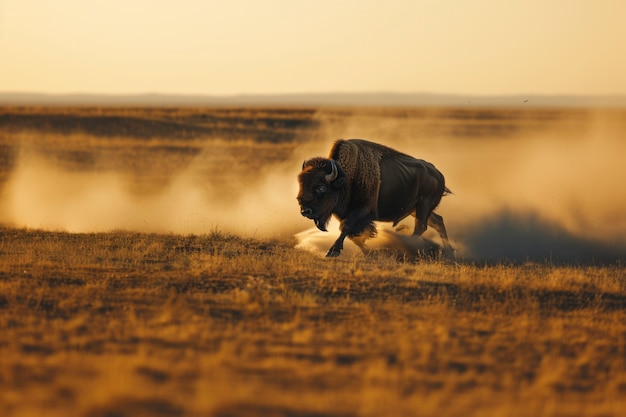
[1,0,625,96]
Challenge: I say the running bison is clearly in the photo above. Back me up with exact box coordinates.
[297,139,452,257]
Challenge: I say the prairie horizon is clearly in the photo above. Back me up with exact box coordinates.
[2,91,626,109]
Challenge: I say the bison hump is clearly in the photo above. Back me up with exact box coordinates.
[331,139,383,213]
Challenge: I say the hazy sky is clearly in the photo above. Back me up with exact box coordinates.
[1,0,625,96]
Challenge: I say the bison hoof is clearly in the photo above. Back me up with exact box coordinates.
[326,247,341,257]
[442,245,456,259]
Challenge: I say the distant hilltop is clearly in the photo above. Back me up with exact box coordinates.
[1,92,625,108]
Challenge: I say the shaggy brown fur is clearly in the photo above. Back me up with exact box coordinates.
[329,139,383,216]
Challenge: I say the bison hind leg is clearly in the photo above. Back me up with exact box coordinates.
[427,212,455,256]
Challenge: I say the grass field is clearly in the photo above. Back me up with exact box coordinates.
[1,106,625,416]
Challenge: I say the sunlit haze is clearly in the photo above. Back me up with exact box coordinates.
[1,0,625,96]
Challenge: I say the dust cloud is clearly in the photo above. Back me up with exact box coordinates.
[295,109,626,264]
[1,108,625,264]
[0,145,310,237]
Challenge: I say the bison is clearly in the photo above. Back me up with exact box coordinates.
[297,139,452,257]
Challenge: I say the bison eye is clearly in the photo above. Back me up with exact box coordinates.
[315,185,327,196]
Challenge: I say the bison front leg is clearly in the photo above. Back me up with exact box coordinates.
[326,207,376,257]
[327,231,349,257]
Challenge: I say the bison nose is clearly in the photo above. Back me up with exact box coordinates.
[301,207,313,218]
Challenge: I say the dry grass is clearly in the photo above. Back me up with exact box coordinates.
[0,227,625,417]
[1,106,625,416]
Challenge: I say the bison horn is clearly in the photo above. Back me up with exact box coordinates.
[325,159,338,182]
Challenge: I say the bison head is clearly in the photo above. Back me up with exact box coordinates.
[297,157,346,232]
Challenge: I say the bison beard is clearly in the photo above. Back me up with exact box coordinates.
[297,139,452,258]
[312,215,329,232]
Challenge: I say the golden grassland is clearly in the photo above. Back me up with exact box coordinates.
[1,106,625,416]
[1,227,625,417]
